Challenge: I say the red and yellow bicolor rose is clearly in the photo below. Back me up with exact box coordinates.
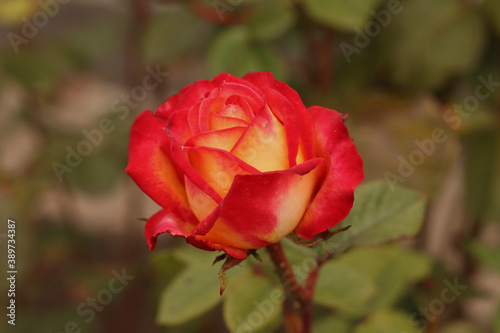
[126,72,364,259]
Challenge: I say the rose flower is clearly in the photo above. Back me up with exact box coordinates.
[126,72,364,259]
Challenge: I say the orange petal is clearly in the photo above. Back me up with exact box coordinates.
[184,126,246,152]
[184,176,218,222]
[187,146,257,198]
[231,104,288,172]
[209,113,249,131]
[216,104,252,123]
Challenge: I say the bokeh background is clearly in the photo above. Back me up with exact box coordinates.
[0,0,499,332]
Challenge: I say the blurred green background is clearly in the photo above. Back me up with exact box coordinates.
[0,0,499,332]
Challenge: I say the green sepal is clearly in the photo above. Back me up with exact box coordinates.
[218,256,244,295]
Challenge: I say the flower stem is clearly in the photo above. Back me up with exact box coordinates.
[265,242,312,333]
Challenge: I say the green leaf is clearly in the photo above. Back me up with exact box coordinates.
[467,241,500,273]
[314,246,431,316]
[327,180,426,252]
[223,275,282,333]
[313,316,350,333]
[150,251,185,285]
[353,309,420,333]
[314,260,377,310]
[301,0,382,31]
[208,27,287,80]
[144,8,211,63]
[248,0,296,41]
[156,265,222,326]
[380,0,486,88]
[353,247,431,313]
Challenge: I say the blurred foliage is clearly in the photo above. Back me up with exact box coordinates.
[467,241,500,272]
[144,8,210,63]
[313,317,350,333]
[380,0,486,89]
[353,309,421,333]
[0,0,499,332]
[326,180,426,251]
[301,0,382,31]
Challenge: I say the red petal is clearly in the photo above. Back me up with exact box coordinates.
[241,71,276,88]
[198,97,214,133]
[200,83,260,132]
[155,84,190,119]
[145,208,197,250]
[187,235,248,259]
[157,80,216,117]
[156,72,263,121]
[295,106,364,239]
[198,96,251,133]
[217,82,264,114]
[193,239,249,259]
[212,73,264,99]
[126,110,189,211]
[187,102,202,135]
[243,72,314,160]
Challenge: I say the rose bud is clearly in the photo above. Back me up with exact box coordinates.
[126,72,364,259]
